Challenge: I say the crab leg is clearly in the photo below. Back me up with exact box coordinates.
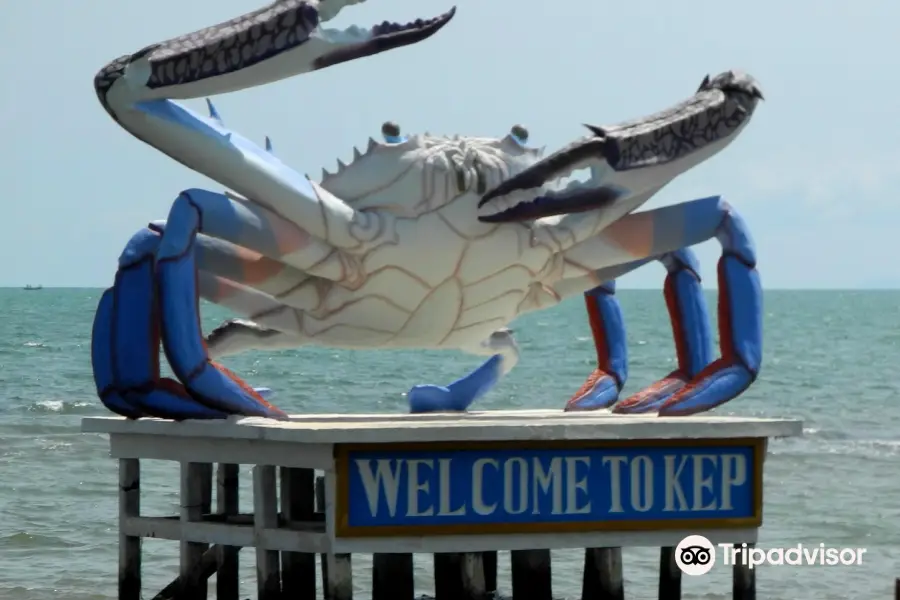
[147,194,296,418]
[408,329,519,413]
[652,209,760,416]
[147,188,351,280]
[90,227,281,420]
[148,213,331,308]
[564,281,628,410]
[562,199,761,415]
[608,250,715,413]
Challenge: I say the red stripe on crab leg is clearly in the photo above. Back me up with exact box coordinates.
[565,281,628,411]
[612,249,714,414]
[90,227,229,420]
[656,206,761,416]
[155,189,288,419]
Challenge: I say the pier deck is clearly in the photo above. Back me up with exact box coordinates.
[82,409,802,600]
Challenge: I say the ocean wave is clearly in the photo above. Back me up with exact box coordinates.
[771,435,900,459]
[0,532,85,550]
[26,400,95,415]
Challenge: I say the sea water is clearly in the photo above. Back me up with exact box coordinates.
[0,289,897,599]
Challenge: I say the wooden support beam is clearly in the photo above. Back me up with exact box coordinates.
[434,552,486,600]
[179,462,212,600]
[254,465,281,599]
[657,547,681,600]
[482,551,497,594]
[316,476,352,600]
[582,547,624,600]
[280,467,317,598]
[151,545,224,600]
[372,553,414,600]
[511,549,552,600]
[216,463,240,600]
[732,543,756,600]
[118,458,141,600]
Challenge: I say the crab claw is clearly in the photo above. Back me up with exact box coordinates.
[477,70,764,224]
[93,1,457,255]
[95,1,457,115]
[311,3,457,70]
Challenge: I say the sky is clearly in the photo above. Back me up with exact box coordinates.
[2,0,899,289]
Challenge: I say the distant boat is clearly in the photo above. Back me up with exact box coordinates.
[23,284,43,291]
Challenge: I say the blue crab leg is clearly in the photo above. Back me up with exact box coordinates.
[148,219,328,311]
[563,249,714,412]
[151,193,291,419]
[91,228,229,420]
[610,249,715,413]
[146,189,348,282]
[652,209,760,416]
[564,281,628,411]
[408,329,519,413]
[561,197,760,415]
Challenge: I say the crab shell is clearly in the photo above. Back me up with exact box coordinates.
[91,0,763,357]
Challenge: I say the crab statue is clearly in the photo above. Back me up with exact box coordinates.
[90,0,763,421]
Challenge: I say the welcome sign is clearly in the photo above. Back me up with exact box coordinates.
[333,438,763,537]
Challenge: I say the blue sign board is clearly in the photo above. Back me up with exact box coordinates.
[334,438,763,537]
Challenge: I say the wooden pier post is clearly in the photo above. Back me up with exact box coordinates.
[732,543,755,600]
[253,465,281,599]
[434,552,487,600]
[216,463,240,600]
[657,547,681,600]
[152,545,221,600]
[280,467,317,598]
[582,547,624,600]
[894,577,899,600]
[118,458,141,600]
[511,549,552,600]
[482,550,497,594]
[316,476,352,600]
[372,553,414,600]
[179,462,212,599]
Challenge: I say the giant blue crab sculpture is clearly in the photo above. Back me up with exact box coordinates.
[91,0,762,420]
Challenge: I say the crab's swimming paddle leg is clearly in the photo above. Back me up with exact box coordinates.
[565,281,628,411]
[612,249,715,413]
[91,228,229,420]
[408,330,519,413]
[655,207,761,416]
[154,192,288,419]
[602,201,760,415]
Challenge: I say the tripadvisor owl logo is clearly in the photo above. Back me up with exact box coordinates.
[675,535,716,575]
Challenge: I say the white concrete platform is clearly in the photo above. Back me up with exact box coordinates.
[82,409,802,445]
[84,410,802,554]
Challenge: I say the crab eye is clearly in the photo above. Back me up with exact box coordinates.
[381,121,406,144]
[508,124,529,146]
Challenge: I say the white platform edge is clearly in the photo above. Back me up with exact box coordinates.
[82,410,803,444]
